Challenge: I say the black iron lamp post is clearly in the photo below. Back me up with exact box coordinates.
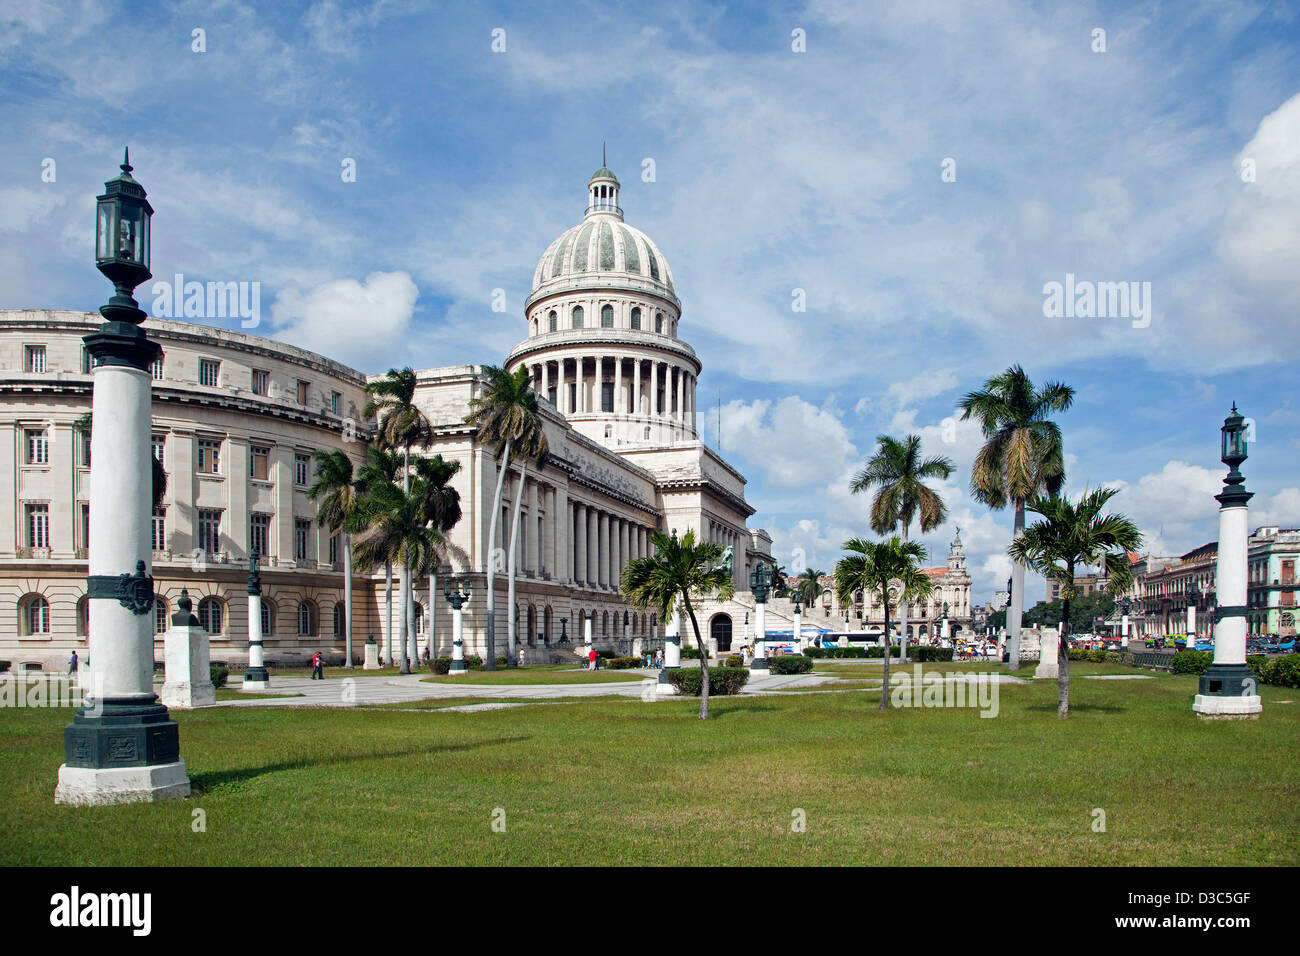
[749,563,772,671]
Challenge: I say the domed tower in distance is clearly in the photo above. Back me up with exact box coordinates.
[507,160,700,449]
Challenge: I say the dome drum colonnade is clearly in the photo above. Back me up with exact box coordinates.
[508,164,700,447]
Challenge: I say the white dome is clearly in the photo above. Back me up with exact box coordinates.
[527,166,677,308]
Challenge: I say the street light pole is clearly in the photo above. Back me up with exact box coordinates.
[443,576,471,675]
[57,151,190,805]
[1194,405,1261,719]
[749,563,772,675]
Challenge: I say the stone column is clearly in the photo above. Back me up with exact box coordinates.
[160,590,216,709]
[587,506,599,586]
[541,361,550,402]
[1187,603,1197,644]
[676,366,684,423]
[57,271,190,805]
[633,358,642,418]
[557,358,567,414]
[597,511,608,587]
[574,503,586,585]
[244,552,270,690]
[651,361,659,418]
[1195,413,1261,718]
[614,354,623,415]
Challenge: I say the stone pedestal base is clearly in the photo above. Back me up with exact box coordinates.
[160,680,216,709]
[56,760,190,806]
[656,667,680,695]
[363,642,380,670]
[1034,630,1059,679]
[1193,694,1262,718]
[242,678,271,691]
[161,622,216,709]
[750,667,770,677]
[448,660,469,675]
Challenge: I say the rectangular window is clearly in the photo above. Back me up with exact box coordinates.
[151,435,165,469]
[250,514,270,557]
[295,453,311,487]
[252,369,270,396]
[25,428,49,465]
[81,346,96,374]
[602,381,614,413]
[197,510,222,554]
[297,380,309,404]
[151,354,164,380]
[81,431,92,468]
[250,445,270,481]
[329,533,339,565]
[330,391,342,415]
[198,439,222,475]
[152,508,166,551]
[26,504,50,548]
[81,503,90,551]
[24,345,47,373]
[199,359,220,387]
[294,519,311,561]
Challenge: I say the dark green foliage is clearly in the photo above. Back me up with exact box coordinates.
[769,656,814,675]
[429,657,451,675]
[668,666,749,696]
[679,645,701,659]
[1023,591,1117,632]
[209,664,228,689]
[803,646,868,659]
[604,657,644,669]
[1252,655,1300,688]
[724,654,744,667]
[1170,650,1214,675]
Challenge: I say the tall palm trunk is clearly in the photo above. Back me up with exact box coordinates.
[1058,563,1073,718]
[506,459,527,667]
[898,524,910,664]
[1006,500,1026,670]
[399,445,413,675]
[343,533,353,667]
[384,562,393,666]
[684,596,709,720]
[484,438,513,671]
[429,566,438,660]
[879,601,892,710]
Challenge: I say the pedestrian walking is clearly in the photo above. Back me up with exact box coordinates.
[68,650,78,676]
[311,651,324,680]
[588,648,597,671]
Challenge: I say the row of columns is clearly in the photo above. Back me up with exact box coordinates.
[570,501,653,591]
[530,354,696,425]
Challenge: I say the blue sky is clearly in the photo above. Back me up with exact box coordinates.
[4,0,1299,604]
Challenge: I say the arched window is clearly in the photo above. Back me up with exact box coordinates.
[298,601,316,637]
[261,600,275,635]
[333,601,345,637]
[601,304,614,328]
[413,602,424,635]
[655,312,663,333]
[630,307,641,330]
[548,310,557,332]
[20,595,50,635]
[572,306,584,328]
[153,598,168,635]
[77,595,90,637]
[198,597,223,635]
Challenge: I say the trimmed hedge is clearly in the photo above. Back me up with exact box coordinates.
[429,657,451,675]
[209,664,228,689]
[911,647,954,662]
[724,654,744,667]
[1248,654,1300,688]
[604,657,644,669]
[679,645,702,659]
[667,666,749,696]
[1170,650,1214,675]
[769,655,814,675]
[803,646,868,659]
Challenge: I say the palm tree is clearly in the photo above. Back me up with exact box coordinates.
[958,365,1075,670]
[365,367,434,674]
[850,434,954,662]
[1008,488,1141,718]
[834,537,933,709]
[769,563,790,598]
[464,365,548,670]
[410,454,465,659]
[307,450,363,667]
[355,446,401,667]
[793,568,825,609]
[621,530,735,719]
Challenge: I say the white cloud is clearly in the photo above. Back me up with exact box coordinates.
[270,271,418,371]
[713,396,856,489]
[1252,487,1300,529]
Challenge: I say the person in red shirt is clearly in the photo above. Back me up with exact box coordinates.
[311,651,323,680]
[588,648,597,671]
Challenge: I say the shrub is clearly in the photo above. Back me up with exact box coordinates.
[912,647,954,662]
[209,664,228,689]
[679,645,701,659]
[1170,650,1214,675]
[1068,648,1088,661]
[1105,651,1128,664]
[668,666,749,696]
[1258,655,1300,688]
[1246,655,1269,680]
[597,649,617,659]
[605,657,644,669]
[769,655,813,675]
[429,657,451,675]
[1087,648,1108,663]
[802,647,825,658]
[724,654,744,667]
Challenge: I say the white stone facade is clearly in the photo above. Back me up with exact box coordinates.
[0,164,771,669]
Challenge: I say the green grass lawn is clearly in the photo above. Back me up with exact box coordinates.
[214,688,304,701]
[2,671,1296,866]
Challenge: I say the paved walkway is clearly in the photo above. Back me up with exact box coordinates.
[223,668,838,708]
